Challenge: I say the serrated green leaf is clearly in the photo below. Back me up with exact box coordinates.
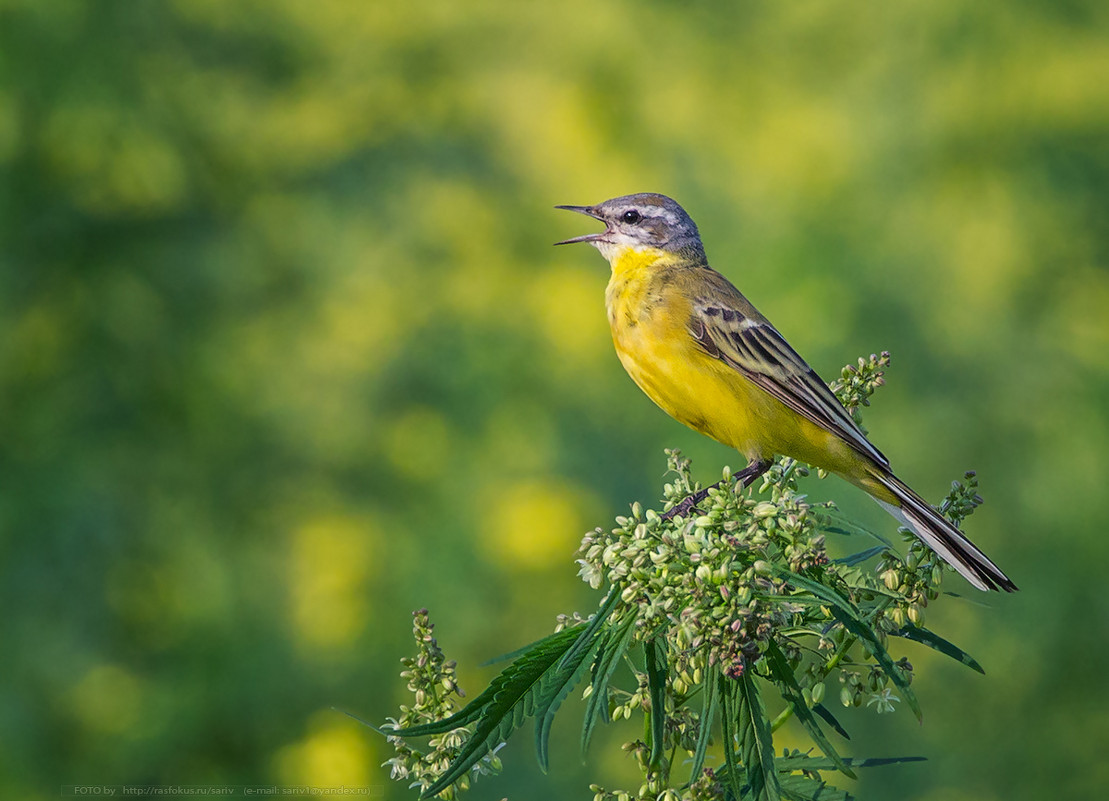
[892,624,984,674]
[837,581,906,601]
[834,545,889,567]
[394,626,581,739]
[688,669,718,785]
[763,640,855,779]
[388,684,494,738]
[720,676,747,801]
[416,626,582,798]
[557,586,621,671]
[581,612,638,759]
[645,635,668,769]
[815,509,891,546]
[771,567,857,615]
[737,671,781,801]
[812,704,850,740]
[774,754,926,772]
[481,629,577,666]
[534,624,608,772]
[778,771,852,801]
[830,606,922,723]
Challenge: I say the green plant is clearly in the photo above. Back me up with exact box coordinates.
[376,353,990,800]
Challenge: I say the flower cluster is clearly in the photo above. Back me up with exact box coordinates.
[839,658,913,711]
[382,610,502,799]
[577,451,829,684]
[829,351,891,419]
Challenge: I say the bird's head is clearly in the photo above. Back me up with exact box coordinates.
[555,193,704,263]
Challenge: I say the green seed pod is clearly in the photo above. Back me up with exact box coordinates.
[840,686,853,707]
[753,502,777,518]
[811,682,826,704]
[908,604,925,626]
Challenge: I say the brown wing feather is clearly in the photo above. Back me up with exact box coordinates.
[688,287,889,470]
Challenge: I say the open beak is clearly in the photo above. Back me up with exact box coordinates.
[554,205,607,245]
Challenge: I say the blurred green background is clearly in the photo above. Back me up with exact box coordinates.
[2,1,1108,799]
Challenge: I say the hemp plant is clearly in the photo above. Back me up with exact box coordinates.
[375,352,991,800]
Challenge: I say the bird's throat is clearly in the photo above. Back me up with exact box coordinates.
[601,242,671,278]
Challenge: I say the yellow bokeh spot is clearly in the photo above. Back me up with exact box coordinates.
[312,268,405,378]
[484,480,589,570]
[70,664,144,736]
[946,185,1025,304]
[528,266,608,367]
[289,515,375,650]
[275,710,373,788]
[411,178,521,322]
[744,100,856,199]
[480,70,637,194]
[384,406,453,482]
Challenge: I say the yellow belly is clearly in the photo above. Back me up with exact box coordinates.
[605,255,867,477]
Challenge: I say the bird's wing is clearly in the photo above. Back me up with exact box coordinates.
[688,294,889,470]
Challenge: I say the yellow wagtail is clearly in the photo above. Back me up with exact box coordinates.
[556,193,1015,592]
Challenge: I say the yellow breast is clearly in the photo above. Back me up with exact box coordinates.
[604,247,758,453]
[602,245,862,471]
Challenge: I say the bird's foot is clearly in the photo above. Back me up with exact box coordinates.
[660,459,772,521]
[661,486,714,520]
[734,458,773,488]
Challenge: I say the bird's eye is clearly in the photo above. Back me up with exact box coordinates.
[621,210,642,224]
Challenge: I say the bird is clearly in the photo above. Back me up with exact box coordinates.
[555,192,1015,592]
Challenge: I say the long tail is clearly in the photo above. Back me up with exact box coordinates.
[869,473,1017,593]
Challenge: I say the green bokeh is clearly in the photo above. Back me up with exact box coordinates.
[2,1,1107,799]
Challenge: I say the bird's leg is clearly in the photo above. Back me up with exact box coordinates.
[661,459,772,520]
[734,458,773,488]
